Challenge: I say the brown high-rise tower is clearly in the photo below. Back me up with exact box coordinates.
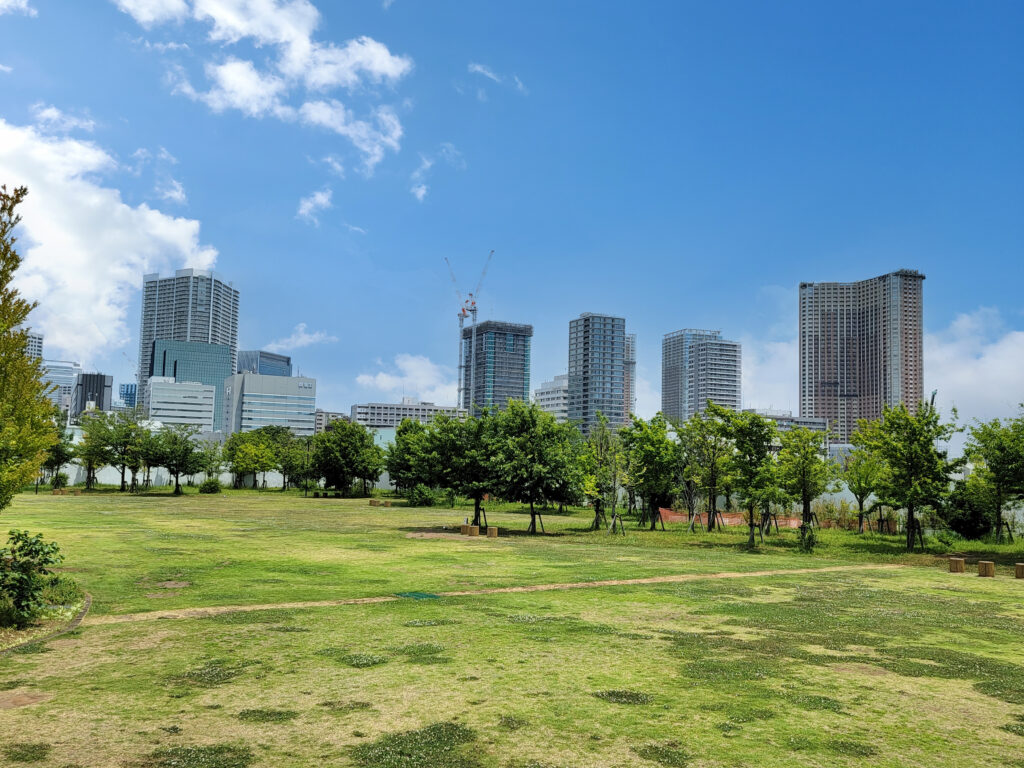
[798,269,924,443]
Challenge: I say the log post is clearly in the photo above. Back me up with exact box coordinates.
[468,525,480,536]
[1015,563,1024,579]
[460,524,469,536]
[487,527,498,538]
[949,557,965,573]
[978,561,995,578]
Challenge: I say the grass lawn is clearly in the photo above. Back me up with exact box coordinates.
[2,490,1023,767]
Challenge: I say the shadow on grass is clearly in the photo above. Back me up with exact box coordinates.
[398,525,566,538]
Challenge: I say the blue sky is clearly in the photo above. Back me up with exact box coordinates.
[1,0,1022,425]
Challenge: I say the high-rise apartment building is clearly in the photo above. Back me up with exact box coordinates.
[42,360,82,412]
[16,325,44,359]
[314,409,349,433]
[661,329,742,423]
[148,340,232,431]
[798,269,925,443]
[223,373,317,436]
[534,374,569,423]
[72,373,113,418]
[461,320,532,414]
[350,398,465,428]
[137,269,239,407]
[237,350,292,377]
[568,313,627,434]
[624,333,637,423]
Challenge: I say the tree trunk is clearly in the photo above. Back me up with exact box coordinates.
[528,500,537,534]
[707,482,717,531]
[857,500,865,534]
[120,465,127,492]
[994,493,1004,543]
[747,503,756,548]
[591,498,603,531]
[649,496,658,531]
[906,504,916,551]
[174,473,182,495]
[472,495,482,527]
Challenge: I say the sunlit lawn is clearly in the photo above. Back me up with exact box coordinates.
[2,490,1023,767]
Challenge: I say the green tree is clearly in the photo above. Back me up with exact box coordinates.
[42,428,75,485]
[842,447,885,534]
[76,412,113,490]
[678,406,733,530]
[108,409,145,492]
[582,413,621,530]
[492,401,572,534]
[386,419,430,494]
[964,410,1024,541]
[137,429,164,489]
[232,439,275,489]
[854,403,961,551]
[311,420,378,495]
[620,414,678,530]
[355,437,385,496]
[778,427,837,551]
[427,413,496,525]
[724,409,777,547]
[160,424,202,495]
[0,185,57,512]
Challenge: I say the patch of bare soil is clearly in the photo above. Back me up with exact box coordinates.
[0,691,52,709]
[406,532,480,541]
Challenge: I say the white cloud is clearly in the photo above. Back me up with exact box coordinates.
[357,354,457,406]
[136,37,191,52]
[634,372,660,420]
[0,64,12,74]
[344,222,366,234]
[513,75,528,94]
[468,62,501,83]
[0,119,217,363]
[408,142,464,201]
[115,0,188,26]
[925,307,1024,426]
[741,336,799,414]
[381,0,395,8]
[156,177,187,204]
[296,186,332,224]
[265,322,338,353]
[299,100,401,173]
[0,0,36,16]
[323,154,344,177]
[30,103,96,133]
[175,58,295,119]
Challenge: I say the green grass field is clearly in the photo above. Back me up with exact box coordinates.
[2,490,1023,767]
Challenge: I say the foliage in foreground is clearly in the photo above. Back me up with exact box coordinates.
[0,529,63,628]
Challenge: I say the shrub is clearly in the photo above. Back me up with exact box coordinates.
[49,472,68,490]
[0,530,63,628]
[407,484,435,508]
[40,574,84,606]
[199,478,222,494]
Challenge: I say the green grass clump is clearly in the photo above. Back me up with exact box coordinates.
[143,744,253,768]
[1001,722,1024,736]
[785,693,845,713]
[2,743,51,763]
[176,661,249,687]
[632,742,691,766]
[350,721,479,767]
[404,619,458,627]
[209,609,294,625]
[0,678,27,690]
[344,653,389,668]
[237,708,299,723]
[826,739,878,756]
[11,642,51,655]
[592,689,652,705]
[266,625,310,633]
[498,714,528,730]
[320,700,374,713]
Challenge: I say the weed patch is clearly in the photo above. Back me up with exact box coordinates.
[320,700,374,714]
[350,721,479,767]
[826,739,878,756]
[404,619,458,627]
[267,625,310,633]
[498,714,528,730]
[209,609,295,625]
[316,647,388,667]
[2,743,51,763]
[592,689,652,705]
[237,708,299,723]
[0,678,27,690]
[632,742,691,766]
[1001,722,1024,737]
[175,660,252,687]
[785,693,845,713]
[143,744,253,768]
[11,643,50,655]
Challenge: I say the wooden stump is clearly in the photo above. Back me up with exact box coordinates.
[51,489,59,495]
[460,524,469,536]
[313,491,320,498]
[487,527,498,538]
[1015,563,1024,579]
[978,561,995,578]
[73,490,81,496]
[468,525,480,536]
[383,501,392,508]
[368,499,378,506]
[949,557,965,573]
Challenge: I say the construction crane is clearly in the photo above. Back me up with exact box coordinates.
[444,250,494,412]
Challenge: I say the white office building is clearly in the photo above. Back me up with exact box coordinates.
[42,359,83,413]
[147,376,217,431]
[662,329,741,422]
[350,397,464,428]
[534,374,569,423]
[224,373,316,436]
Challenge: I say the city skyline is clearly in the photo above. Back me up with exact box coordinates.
[1,2,1021,437]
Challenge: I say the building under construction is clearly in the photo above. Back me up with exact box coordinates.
[460,320,533,415]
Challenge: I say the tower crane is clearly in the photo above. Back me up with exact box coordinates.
[444,250,495,413]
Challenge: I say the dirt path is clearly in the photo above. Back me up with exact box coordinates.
[83,564,902,626]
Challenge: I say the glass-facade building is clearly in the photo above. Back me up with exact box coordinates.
[461,320,532,414]
[119,383,137,409]
[237,350,292,377]
[568,313,628,434]
[223,373,317,436]
[149,340,232,432]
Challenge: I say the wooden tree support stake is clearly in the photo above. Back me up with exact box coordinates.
[949,557,965,573]
[978,561,995,578]
[1015,563,1024,579]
